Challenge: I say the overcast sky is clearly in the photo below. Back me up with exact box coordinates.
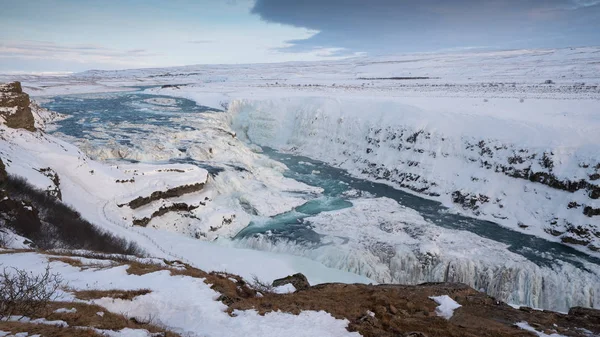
[1,0,599,73]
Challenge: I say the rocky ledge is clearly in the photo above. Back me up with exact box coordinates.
[0,82,35,131]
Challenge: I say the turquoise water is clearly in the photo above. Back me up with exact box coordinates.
[42,91,600,271]
[236,148,600,270]
[45,91,214,145]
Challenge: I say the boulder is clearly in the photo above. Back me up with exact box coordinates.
[0,81,35,131]
[568,306,600,321]
[272,273,310,291]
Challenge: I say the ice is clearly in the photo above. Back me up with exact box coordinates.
[516,322,567,337]
[429,295,462,320]
[227,96,600,253]
[234,197,600,312]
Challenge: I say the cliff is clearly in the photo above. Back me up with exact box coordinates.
[0,81,36,131]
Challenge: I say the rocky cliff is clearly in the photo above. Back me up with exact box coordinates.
[0,81,36,131]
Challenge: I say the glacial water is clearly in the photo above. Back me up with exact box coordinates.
[235,148,600,269]
[42,90,600,310]
[43,90,600,269]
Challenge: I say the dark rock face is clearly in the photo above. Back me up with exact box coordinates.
[272,273,310,291]
[568,307,600,321]
[132,202,199,227]
[0,82,35,131]
[0,158,7,183]
[126,182,205,209]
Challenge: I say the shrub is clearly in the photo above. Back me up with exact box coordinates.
[0,264,62,320]
[1,175,144,256]
[250,275,274,294]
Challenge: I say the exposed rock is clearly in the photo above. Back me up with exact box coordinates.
[127,182,204,209]
[561,236,591,246]
[133,202,199,227]
[451,191,489,214]
[0,82,35,131]
[584,206,600,217]
[0,158,7,183]
[568,307,600,321]
[272,273,310,291]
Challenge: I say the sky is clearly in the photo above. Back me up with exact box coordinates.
[1,0,599,73]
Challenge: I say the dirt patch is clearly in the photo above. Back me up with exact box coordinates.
[74,289,151,301]
[1,301,180,336]
[48,257,86,268]
[228,282,599,337]
[0,321,102,337]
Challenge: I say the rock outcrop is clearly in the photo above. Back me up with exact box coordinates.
[0,82,35,131]
[272,273,310,291]
[125,182,205,209]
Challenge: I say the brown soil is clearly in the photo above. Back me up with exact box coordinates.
[225,282,600,337]
[1,301,180,336]
[74,289,152,301]
[0,321,103,337]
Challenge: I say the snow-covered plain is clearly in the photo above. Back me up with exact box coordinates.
[2,46,600,313]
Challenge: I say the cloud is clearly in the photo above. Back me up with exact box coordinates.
[251,0,600,54]
[0,40,159,72]
[188,40,216,44]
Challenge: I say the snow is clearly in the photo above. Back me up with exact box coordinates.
[7,316,69,327]
[227,96,600,253]
[53,307,77,314]
[516,322,567,337]
[1,46,600,315]
[236,197,600,312]
[0,228,32,249]
[429,295,462,320]
[273,283,296,294]
[0,252,360,337]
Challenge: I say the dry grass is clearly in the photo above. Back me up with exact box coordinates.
[48,256,85,268]
[0,248,35,255]
[228,283,538,337]
[73,289,152,301]
[0,321,103,337]
[125,261,166,275]
[7,250,597,336]
[2,301,181,336]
